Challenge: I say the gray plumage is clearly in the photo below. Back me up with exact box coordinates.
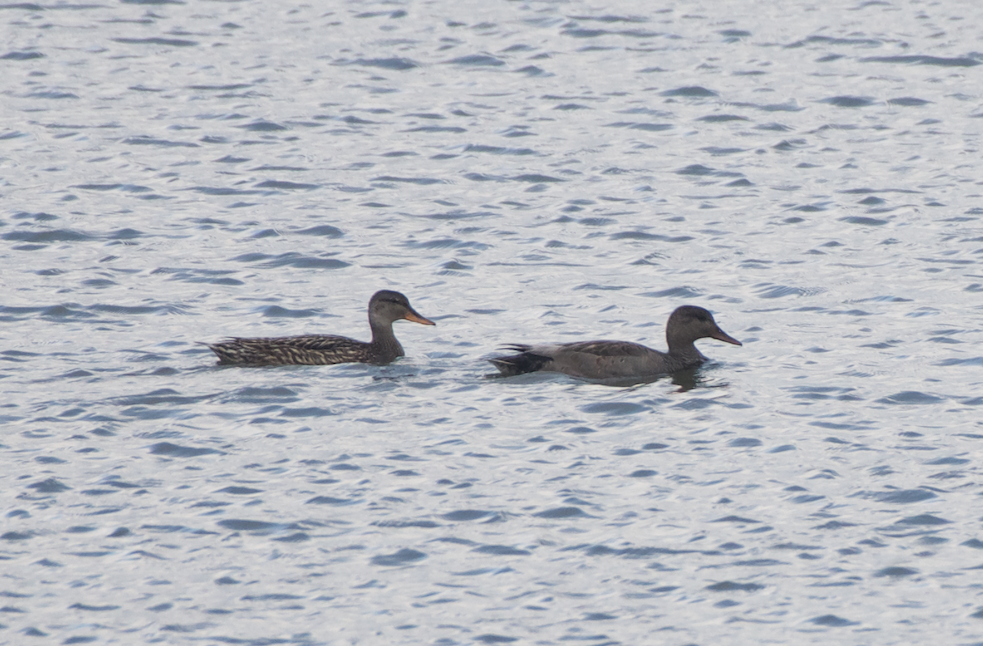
[489,305,741,380]
[206,290,435,366]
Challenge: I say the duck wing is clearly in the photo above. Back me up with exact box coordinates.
[490,340,664,379]
[552,340,656,358]
[209,334,369,365]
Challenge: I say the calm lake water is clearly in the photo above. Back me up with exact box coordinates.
[2,0,983,644]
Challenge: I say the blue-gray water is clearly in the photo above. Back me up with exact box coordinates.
[2,1,983,644]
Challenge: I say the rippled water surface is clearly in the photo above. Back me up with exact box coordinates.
[3,0,983,644]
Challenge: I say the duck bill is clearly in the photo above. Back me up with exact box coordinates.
[711,328,742,346]
[404,309,436,326]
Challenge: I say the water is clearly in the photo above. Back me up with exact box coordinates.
[2,0,983,644]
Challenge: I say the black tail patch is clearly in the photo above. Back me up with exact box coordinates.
[488,347,551,377]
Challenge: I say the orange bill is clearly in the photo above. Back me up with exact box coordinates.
[404,309,436,326]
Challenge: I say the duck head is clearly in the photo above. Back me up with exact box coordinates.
[369,290,436,327]
[666,305,741,350]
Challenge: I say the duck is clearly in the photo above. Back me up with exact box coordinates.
[489,305,741,380]
[205,290,435,366]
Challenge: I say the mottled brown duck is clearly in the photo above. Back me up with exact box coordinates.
[489,305,741,380]
[206,290,435,366]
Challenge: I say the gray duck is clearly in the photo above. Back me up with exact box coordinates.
[206,290,435,366]
[489,305,741,380]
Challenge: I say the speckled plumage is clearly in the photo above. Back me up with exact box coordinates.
[489,305,741,380]
[208,333,392,366]
[206,290,435,366]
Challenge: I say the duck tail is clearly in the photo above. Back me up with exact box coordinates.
[202,339,252,365]
[488,345,551,377]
